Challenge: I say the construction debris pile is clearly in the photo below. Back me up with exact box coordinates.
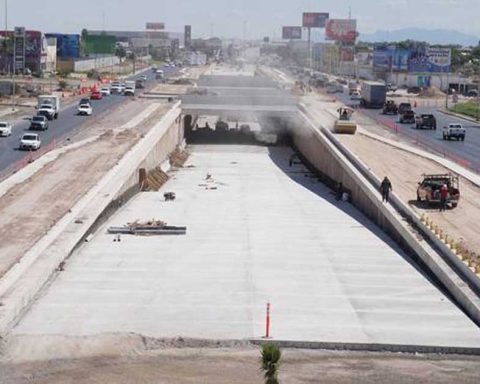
[169,149,190,168]
[108,219,186,236]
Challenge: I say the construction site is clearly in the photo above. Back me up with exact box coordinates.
[1,59,480,384]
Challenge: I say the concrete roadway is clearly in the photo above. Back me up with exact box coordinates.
[0,66,177,177]
[336,92,480,172]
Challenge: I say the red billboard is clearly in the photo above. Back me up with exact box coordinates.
[282,26,302,40]
[302,12,329,28]
[325,19,357,42]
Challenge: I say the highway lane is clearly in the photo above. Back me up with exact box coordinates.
[0,66,177,177]
[335,92,480,172]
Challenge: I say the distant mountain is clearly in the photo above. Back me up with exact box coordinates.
[360,28,479,46]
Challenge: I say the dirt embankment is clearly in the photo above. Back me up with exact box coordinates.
[0,100,169,278]
[1,344,480,384]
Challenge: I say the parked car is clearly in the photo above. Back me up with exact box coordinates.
[417,173,460,208]
[0,121,12,136]
[415,114,437,130]
[90,90,103,100]
[443,123,466,141]
[100,87,111,96]
[19,133,41,150]
[399,110,415,124]
[29,115,49,131]
[77,104,93,116]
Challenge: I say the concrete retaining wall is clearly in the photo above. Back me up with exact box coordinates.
[293,107,480,326]
[0,103,183,335]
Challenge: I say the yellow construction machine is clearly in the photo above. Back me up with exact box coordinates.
[333,107,357,134]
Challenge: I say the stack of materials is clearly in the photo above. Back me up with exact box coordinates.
[108,219,186,235]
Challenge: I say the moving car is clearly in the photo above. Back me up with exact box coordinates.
[90,90,103,100]
[443,123,465,141]
[77,103,93,116]
[398,102,412,115]
[30,115,49,131]
[382,100,398,115]
[0,121,12,136]
[415,114,437,130]
[37,104,56,120]
[19,133,41,150]
[79,98,91,106]
[37,95,60,119]
[350,90,361,100]
[124,86,135,96]
[110,82,123,94]
[399,110,415,124]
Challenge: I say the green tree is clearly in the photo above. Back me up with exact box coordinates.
[115,45,127,61]
[260,343,281,384]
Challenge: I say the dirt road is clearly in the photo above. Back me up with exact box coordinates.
[302,93,480,256]
[1,346,479,384]
[0,100,169,277]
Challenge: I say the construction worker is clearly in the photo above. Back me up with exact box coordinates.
[336,182,344,201]
[439,184,449,212]
[380,177,392,203]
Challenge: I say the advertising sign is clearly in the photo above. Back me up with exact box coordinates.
[46,34,80,58]
[408,47,451,73]
[282,26,302,40]
[146,22,165,30]
[373,44,409,71]
[302,12,329,28]
[184,25,192,49]
[340,47,354,62]
[325,19,357,42]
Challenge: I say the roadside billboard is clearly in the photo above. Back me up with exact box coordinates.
[373,44,410,71]
[408,47,451,73]
[302,12,329,28]
[85,35,116,55]
[339,47,354,62]
[46,34,80,58]
[325,19,357,42]
[146,22,165,30]
[282,26,302,40]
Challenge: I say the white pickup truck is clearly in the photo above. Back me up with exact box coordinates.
[442,123,466,141]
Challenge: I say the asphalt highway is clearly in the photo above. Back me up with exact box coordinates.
[0,66,177,177]
[336,92,480,172]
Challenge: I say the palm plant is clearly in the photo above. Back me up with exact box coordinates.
[260,342,282,384]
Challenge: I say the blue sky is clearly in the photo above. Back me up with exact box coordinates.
[3,0,480,38]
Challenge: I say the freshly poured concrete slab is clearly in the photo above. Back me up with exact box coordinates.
[14,145,480,348]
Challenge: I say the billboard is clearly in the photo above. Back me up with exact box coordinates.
[373,44,410,72]
[184,25,192,49]
[282,26,302,40]
[46,34,80,58]
[339,47,354,62]
[302,12,329,28]
[84,35,116,55]
[325,19,357,42]
[146,22,165,30]
[0,30,44,73]
[408,47,451,73]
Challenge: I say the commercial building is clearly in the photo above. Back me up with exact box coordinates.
[0,30,46,74]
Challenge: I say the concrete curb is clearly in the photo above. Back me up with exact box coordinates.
[438,108,480,125]
[298,105,480,327]
[0,102,182,334]
[249,339,480,356]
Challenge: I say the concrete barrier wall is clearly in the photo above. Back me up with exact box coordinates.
[293,108,480,325]
[0,103,183,334]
